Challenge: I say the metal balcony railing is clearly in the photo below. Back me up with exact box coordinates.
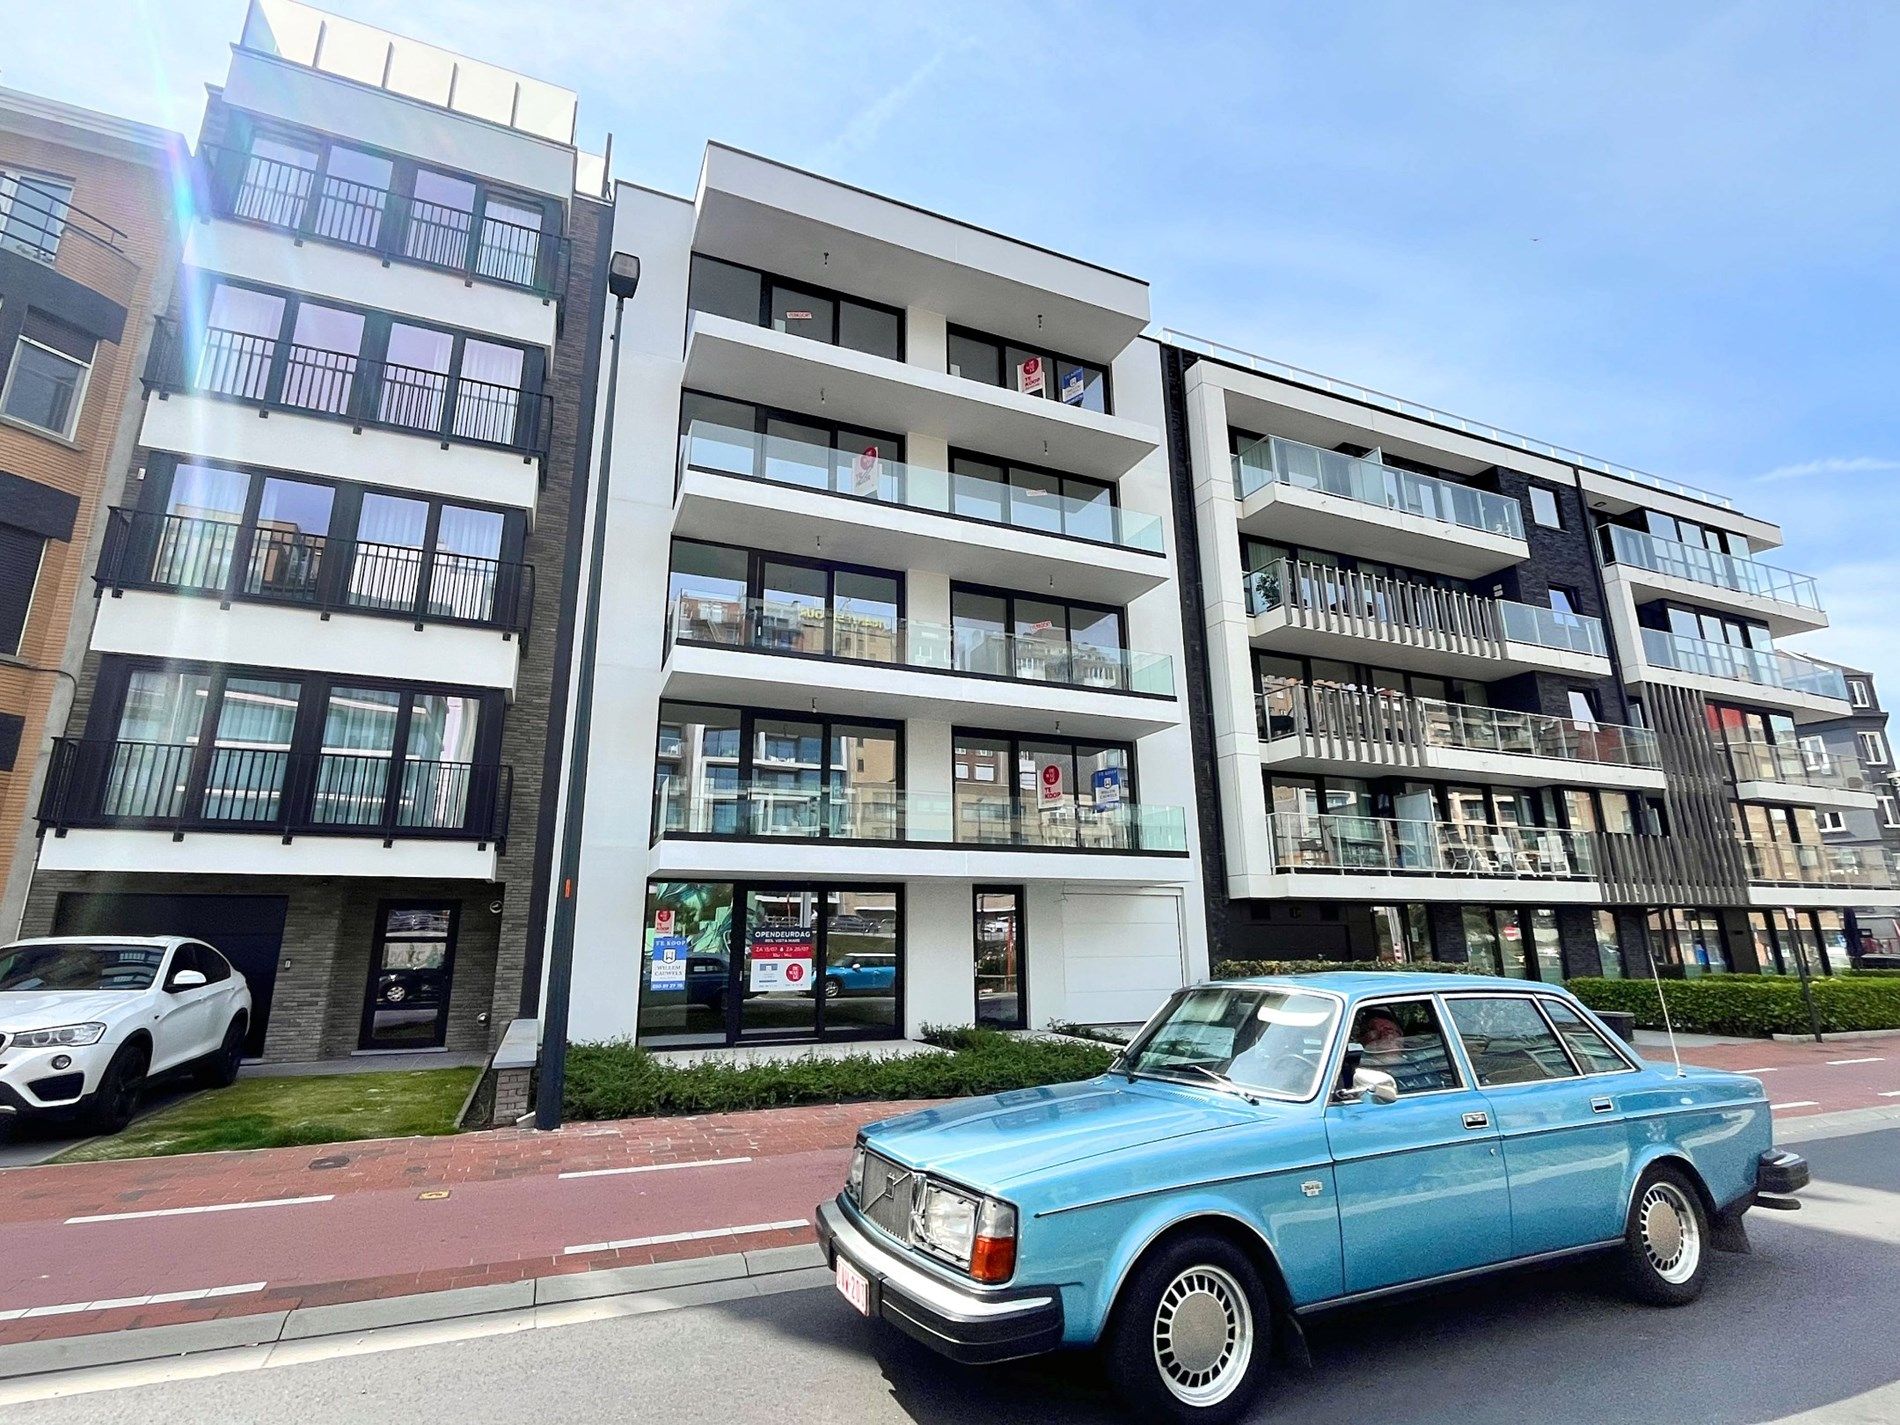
[1742,840,1895,891]
[38,739,512,847]
[1162,327,1737,510]
[1258,679,1660,770]
[1603,525,1821,612]
[0,175,139,299]
[96,508,534,637]
[678,420,1166,554]
[1268,810,1598,879]
[1726,739,1877,795]
[1231,432,1526,540]
[654,780,1188,853]
[1640,629,1848,701]
[141,317,553,464]
[198,144,571,298]
[668,597,1176,697]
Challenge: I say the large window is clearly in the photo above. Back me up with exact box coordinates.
[949,583,1130,690]
[0,523,45,656]
[666,538,901,664]
[0,170,72,262]
[652,702,900,841]
[677,391,904,501]
[687,255,902,362]
[639,880,902,1048]
[3,311,94,438]
[946,324,1108,412]
[1646,908,1730,976]
[948,452,1121,544]
[952,729,1135,849]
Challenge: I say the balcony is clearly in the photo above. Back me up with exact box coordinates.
[1743,841,1894,903]
[1258,680,1665,791]
[674,420,1169,605]
[1231,434,1527,577]
[1245,558,1610,677]
[140,317,553,468]
[664,597,1178,739]
[198,144,570,299]
[1263,811,1602,902]
[1727,739,1881,810]
[0,176,140,305]
[89,509,532,689]
[682,312,1159,482]
[35,739,511,880]
[1635,629,1848,719]
[1603,525,1825,634]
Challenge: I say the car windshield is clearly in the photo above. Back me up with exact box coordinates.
[0,943,167,992]
[1121,985,1341,1100]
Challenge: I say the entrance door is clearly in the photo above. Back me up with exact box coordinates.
[974,888,1026,1029]
[739,888,819,1040]
[360,902,458,1049]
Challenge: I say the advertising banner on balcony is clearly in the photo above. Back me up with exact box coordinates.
[1060,366,1086,405]
[852,445,882,497]
[1038,760,1065,809]
[749,926,813,991]
[1092,766,1124,812]
[1016,355,1046,397]
[650,935,688,989]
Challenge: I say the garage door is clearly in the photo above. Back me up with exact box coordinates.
[52,894,287,1056]
[1060,890,1185,1025]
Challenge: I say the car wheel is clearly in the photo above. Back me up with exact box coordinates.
[1618,1163,1710,1305]
[384,982,408,1004]
[823,976,843,1000]
[1106,1235,1272,1425]
[86,1041,149,1135]
[199,1016,247,1088]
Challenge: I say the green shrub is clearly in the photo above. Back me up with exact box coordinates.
[1568,975,1900,1037]
[563,1028,1115,1122]
[1213,959,1479,979]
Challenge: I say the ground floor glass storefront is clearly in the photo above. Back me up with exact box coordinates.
[1746,908,1849,976]
[638,880,901,1048]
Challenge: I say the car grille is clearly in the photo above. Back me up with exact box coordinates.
[856,1150,919,1245]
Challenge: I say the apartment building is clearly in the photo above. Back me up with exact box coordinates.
[20,0,608,1061]
[1163,333,1885,982]
[0,89,183,939]
[1798,664,1900,957]
[560,144,1208,1048]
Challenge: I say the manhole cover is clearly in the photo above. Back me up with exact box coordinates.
[308,1154,351,1170]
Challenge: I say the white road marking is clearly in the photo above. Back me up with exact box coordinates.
[565,1218,807,1256]
[65,1195,333,1225]
[558,1156,751,1181]
[1737,1067,1781,1074]
[1878,1090,1900,1098]
[1828,1057,1883,1066]
[0,1282,266,1322]
[1771,1101,1820,1110]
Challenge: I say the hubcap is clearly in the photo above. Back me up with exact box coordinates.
[1153,1265,1253,1405]
[1640,1182,1701,1284]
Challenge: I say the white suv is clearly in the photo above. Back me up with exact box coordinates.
[0,936,252,1132]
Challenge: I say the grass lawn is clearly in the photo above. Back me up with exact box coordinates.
[52,1067,482,1163]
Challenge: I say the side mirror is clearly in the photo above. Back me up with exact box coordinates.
[1351,1067,1400,1104]
[168,969,208,992]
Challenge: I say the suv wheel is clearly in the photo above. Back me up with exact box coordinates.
[199,1016,247,1088]
[1618,1163,1710,1305]
[87,1041,149,1135]
[1106,1235,1272,1424]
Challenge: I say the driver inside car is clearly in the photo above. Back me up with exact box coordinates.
[1348,1003,1455,1095]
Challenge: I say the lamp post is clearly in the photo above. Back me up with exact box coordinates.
[535,250,640,1131]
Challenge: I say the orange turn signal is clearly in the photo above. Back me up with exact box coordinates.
[970,1233,1016,1284]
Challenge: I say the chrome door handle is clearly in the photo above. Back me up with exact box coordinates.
[1591,1097,1614,1114]
[1462,1111,1490,1130]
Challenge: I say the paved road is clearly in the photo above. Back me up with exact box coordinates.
[12,1124,1897,1424]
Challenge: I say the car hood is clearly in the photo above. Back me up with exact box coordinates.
[860,1075,1268,1190]
[0,990,143,1032]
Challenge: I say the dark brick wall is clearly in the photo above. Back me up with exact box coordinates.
[1428,904,1470,962]
[1556,905,1604,978]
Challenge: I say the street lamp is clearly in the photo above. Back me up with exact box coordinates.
[535,251,640,1131]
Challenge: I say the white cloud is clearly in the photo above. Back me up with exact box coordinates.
[1751,456,1900,485]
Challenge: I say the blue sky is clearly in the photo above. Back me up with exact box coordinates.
[8,0,1898,693]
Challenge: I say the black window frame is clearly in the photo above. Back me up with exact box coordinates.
[945,322,1112,414]
[948,578,1131,690]
[951,724,1141,852]
[358,899,462,1050]
[0,521,47,656]
[946,447,1130,549]
[686,253,905,362]
[675,389,905,498]
[973,885,1029,1031]
[665,536,906,666]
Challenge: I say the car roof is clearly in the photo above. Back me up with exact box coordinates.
[3,935,196,950]
[1210,970,1564,999]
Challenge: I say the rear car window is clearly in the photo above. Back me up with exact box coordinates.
[1445,996,1580,1086]
[1540,998,1631,1074]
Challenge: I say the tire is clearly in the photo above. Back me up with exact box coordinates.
[1618,1163,1711,1305]
[384,982,408,1004]
[1105,1235,1273,1425]
[198,1016,247,1088]
[823,977,843,1000]
[86,1041,149,1136]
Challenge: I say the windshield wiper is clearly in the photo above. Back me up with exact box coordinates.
[1149,1063,1260,1104]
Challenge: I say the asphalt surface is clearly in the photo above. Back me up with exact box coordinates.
[11,1123,1898,1425]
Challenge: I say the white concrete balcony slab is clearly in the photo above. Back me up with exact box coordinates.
[1233,434,1528,578]
[682,313,1160,483]
[1627,629,1849,724]
[672,424,1169,606]
[1727,740,1881,810]
[1602,527,1825,636]
[37,828,499,880]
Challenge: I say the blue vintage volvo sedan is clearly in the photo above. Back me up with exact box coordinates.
[816,972,1809,1423]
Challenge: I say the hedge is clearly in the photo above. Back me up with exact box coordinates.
[563,1027,1115,1121]
[1569,975,1900,1037]
[1214,959,1479,979]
